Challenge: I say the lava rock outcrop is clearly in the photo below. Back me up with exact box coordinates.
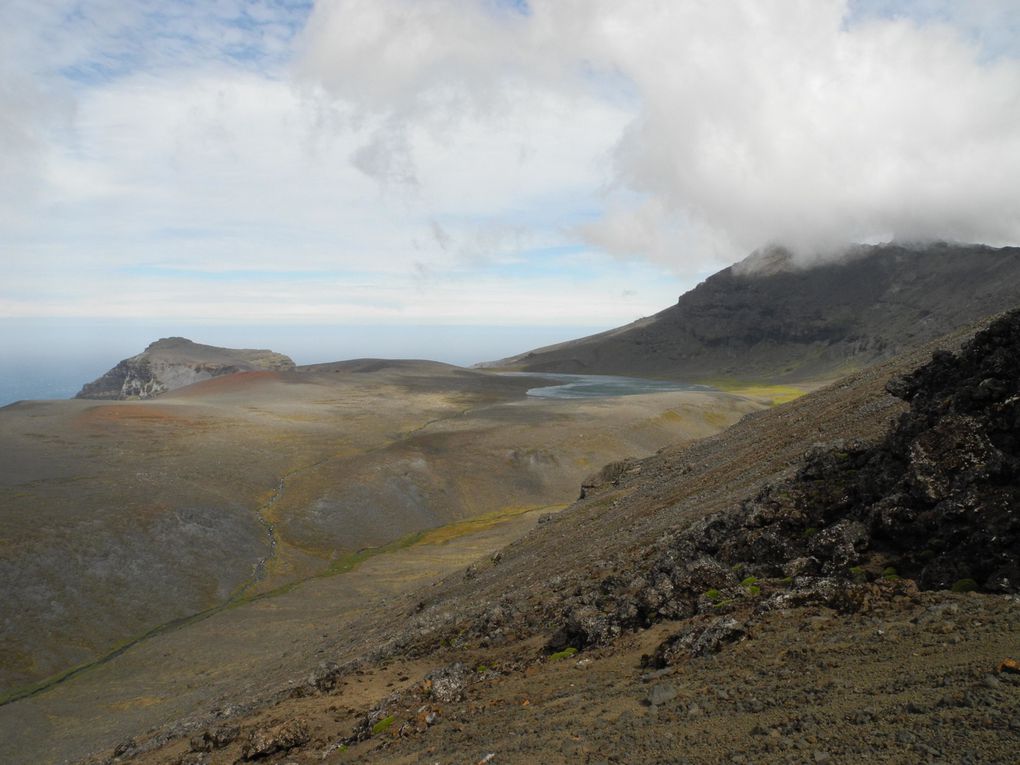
[721,308,1020,593]
[550,309,1020,652]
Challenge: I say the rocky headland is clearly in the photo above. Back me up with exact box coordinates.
[75,337,295,400]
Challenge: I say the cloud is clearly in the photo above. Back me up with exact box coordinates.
[592,0,1020,260]
[2,0,1020,333]
[299,0,1020,265]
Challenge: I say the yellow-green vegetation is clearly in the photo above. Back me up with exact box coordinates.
[704,588,723,601]
[416,504,567,546]
[0,596,232,706]
[701,379,810,406]
[549,647,578,661]
[324,534,424,576]
[371,715,396,735]
[8,502,567,707]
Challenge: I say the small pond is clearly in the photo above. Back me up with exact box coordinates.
[497,372,713,399]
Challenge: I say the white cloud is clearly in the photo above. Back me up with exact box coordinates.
[2,0,1019,332]
[300,0,1020,265]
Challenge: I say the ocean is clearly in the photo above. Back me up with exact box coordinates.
[0,322,610,408]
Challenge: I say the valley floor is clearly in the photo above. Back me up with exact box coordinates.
[52,316,1020,765]
[0,364,769,764]
[0,503,557,764]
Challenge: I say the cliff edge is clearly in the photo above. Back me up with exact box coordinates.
[75,337,295,400]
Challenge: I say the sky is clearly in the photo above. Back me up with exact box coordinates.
[2,0,1020,371]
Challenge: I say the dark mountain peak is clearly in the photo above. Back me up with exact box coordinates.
[489,242,1020,382]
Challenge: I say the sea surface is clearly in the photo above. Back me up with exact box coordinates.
[0,321,613,408]
[498,372,712,399]
[0,360,113,408]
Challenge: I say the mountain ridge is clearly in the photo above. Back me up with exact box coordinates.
[486,242,1020,382]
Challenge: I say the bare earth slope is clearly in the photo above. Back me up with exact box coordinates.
[75,337,296,400]
[489,243,1020,382]
[50,315,1020,765]
[0,360,762,707]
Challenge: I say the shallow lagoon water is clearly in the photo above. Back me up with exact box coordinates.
[498,372,713,399]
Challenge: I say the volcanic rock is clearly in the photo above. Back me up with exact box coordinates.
[75,337,294,399]
[487,243,1020,382]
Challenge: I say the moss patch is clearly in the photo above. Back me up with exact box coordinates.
[371,715,396,735]
[549,647,578,661]
[700,379,809,406]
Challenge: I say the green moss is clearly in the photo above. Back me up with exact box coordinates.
[779,576,794,586]
[476,664,489,673]
[704,588,722,601]
[740,575,758,588]
[371,715,396,736]
[699,379,807,406]
[849,566,867,583]
[951,578,978,593]
[549,647,578,661]
[746,585,761,596]
[802,527,819,540]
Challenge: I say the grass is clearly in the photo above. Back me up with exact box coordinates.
[548,647,578,661]
[3,503,563,708]
[699,378,810,406]
[371,715,396,735]
[416,503,567,546]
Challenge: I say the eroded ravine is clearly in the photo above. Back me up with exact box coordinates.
[0,501,570,765]
[0,402,492,708]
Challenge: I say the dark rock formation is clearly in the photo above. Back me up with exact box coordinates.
[75,337,295,400]
[489,242,1020,382]
[719,308,1020,593]
[241,719,309,760]
[549,308,1020,652]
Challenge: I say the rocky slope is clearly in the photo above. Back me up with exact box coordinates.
[75,337,295,400]
[488,242,1020,382]
[72,314,1020,764]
